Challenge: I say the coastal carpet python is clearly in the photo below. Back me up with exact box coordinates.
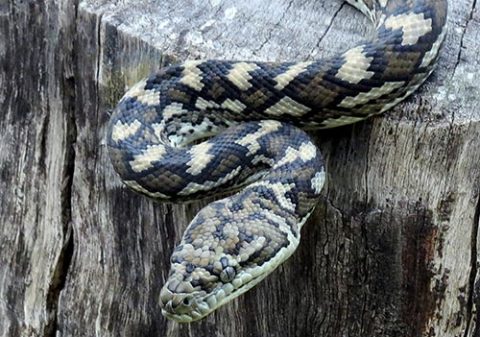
[107,0,448,323]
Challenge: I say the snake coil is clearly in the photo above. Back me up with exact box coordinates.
[107,0,447,322]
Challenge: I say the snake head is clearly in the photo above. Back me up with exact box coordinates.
[159,243,276,323]
[159,253,241,322]
[159,199,302,322]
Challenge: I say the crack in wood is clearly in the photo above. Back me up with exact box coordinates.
[252,0,294,55]
[44,226,74,337]
[307,3,345,59]
[452,0,477,79]
[43,2,79,335]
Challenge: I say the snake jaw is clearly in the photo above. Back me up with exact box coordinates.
[159,269,263,323]
[159,279,210,322]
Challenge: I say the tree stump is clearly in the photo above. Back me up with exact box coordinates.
[1,0,479,336]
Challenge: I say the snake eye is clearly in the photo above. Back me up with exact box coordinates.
[220,266,236,283]
[183,297,192,306]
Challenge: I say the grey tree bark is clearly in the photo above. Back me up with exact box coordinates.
[0,0,479,336]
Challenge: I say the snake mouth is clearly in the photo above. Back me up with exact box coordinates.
[159,268,269,323]
[160,289,209,323]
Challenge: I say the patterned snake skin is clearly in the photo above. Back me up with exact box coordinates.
[107,0,447,323]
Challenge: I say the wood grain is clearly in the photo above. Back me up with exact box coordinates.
[0,0,479,336]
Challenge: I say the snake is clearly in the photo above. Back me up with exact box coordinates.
[107,0,447,323]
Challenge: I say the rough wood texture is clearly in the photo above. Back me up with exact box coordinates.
[1,0,479,336]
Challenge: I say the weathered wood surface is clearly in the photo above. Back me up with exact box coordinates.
[0,0,479,336]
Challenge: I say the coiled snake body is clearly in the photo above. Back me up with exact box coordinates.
[107,0,447,323]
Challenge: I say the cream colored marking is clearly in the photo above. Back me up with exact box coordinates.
[195,97,221,110]
[221,98,247,114]
[186,142,214,175]
[336,46,375,84]
[235,120,282,153]
[379,72,431,113]
[420,28,446,68]
[227,62,259,90]
[275,147,299,167]
[179,167,242,195]
[180,60,205,91]
[238,236,266,262]
[172,120,221,147]
[249,181,296,211]
[322,115,366,127]
[275,142,317,167]
[163,102,188,119]
[129,144,166,173]
[111,119,142,142]
[125,79,148,97]
[274,62,313,90]
[378,96,404,113]
[149,102,190,145]
[298,142,317,161]
[339,81,404,108]
[265,96,311,117]
[152,122,166,142]
[311,171,326,194]
[125,80,159,106]
[251,154,273,165]
[385,12,433,46]
[136,91,160,106]
[123,180,170,199]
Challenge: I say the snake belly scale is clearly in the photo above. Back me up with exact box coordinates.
[107,0,447,323]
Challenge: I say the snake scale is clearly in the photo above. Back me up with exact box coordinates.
[107,0,447,323]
